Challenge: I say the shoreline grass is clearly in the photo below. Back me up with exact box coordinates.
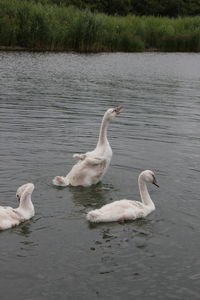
[0,0,200,52]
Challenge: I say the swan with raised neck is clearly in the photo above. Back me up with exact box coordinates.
[87,170,159,223]
[97,108,114,147]
[0,183,35,230]
[53,106,122,187]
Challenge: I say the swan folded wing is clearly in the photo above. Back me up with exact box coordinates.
[0,207,22,230]
[84,156,106,166]
[73,154,105,166]
[73,153,87,160]
[95,200,147,222]
[103,200,145,210]
[130,201,146,209]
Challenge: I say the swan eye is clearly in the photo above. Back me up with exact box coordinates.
[16,194,20,201]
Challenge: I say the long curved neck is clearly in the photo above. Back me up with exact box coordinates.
[97,113,110,147]
[19,193,34,214]
[138,178,155,209]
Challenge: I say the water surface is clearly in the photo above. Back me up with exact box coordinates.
[0,52,200,299]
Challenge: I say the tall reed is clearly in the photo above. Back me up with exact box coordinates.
[0,0,200,52]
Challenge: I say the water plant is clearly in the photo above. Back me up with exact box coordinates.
[0,0,199,52]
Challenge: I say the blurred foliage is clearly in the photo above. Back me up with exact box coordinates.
[0,0,200,51]
[29,0,200,17]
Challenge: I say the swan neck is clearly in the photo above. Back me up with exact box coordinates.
[19,194,34,213]
[97,114,110,146]
[138,178,155,208]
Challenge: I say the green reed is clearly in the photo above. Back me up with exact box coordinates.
[0,0,200,52]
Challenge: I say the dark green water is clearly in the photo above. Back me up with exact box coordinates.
[0,52,200,300]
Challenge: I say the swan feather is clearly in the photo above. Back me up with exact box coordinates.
[53,106,122,187]
[87,170,159,223]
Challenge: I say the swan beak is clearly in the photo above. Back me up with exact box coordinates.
[153,179,159,188]
[114,105,123,114]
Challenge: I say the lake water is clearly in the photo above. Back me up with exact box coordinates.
[0,52,200,300]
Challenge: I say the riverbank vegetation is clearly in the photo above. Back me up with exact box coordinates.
[31,0,200,17]
[0,0,200,52]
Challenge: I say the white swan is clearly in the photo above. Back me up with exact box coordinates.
[0,183,35,230]
[53,106,122,187]
[86,170,159,223]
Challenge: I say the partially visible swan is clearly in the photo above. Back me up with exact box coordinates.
[53,106,122,187]
[0,183,35,230]
[87,170,159,223]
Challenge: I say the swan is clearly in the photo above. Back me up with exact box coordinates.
[53,106,122,187]
[0,183,35,230]
[86,170,159,223]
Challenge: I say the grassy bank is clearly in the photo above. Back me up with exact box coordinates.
[0,0,200,52]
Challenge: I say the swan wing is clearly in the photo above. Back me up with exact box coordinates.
[84,156,106,166]
[73,153,106,165]
[101,200,145,210]
[0,206,22,219]
[0,207,23,230]
[73,153,87,160]
[87,200,148,223]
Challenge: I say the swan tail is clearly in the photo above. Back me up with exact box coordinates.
[52,176,68,187]
[86,210,102,223]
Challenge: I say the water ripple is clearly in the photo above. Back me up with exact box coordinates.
[0,52,200,300]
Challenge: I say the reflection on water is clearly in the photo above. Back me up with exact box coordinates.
[70,183,114,208]
[0,52,200,300]
[17,222,32,237]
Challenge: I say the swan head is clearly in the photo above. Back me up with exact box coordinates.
[105,105,123,120]
[16,183,35,202]
[139,170,159,187]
